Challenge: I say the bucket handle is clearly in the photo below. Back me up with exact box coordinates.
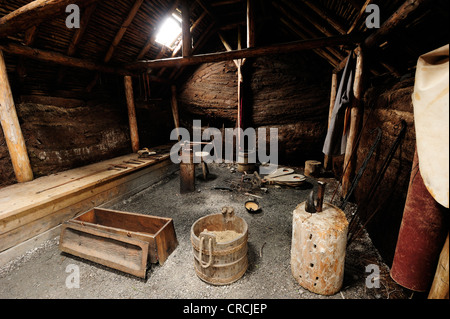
[198,235,214,268]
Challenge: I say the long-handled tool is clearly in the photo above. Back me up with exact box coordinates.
[339,127,382,210]
[347,121,407,244]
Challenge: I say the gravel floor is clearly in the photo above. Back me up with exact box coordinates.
[0,163,409,300]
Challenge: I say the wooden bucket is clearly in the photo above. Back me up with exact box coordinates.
[237,151,256,173]
[190,207,248,285]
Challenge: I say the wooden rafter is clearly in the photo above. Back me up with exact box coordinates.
[364,0,431,49]
[86,0,145,91]
[347,0,372,34]
[66,3,98,57]
[16,25,39,82]
[280,18,339,67]
[0,0,99,38]
[273,2,345,66]
[57,3,97,83]
[0,40,134,76]
[105,0,145,63]
[300,0,348,35]
[281,0,337,38]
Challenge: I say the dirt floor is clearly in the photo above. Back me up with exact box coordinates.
[0,163,410,300]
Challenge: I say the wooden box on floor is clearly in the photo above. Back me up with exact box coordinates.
[59,208,178,278]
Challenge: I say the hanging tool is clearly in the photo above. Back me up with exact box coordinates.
[347,121,407,244]
[339,127,382,210]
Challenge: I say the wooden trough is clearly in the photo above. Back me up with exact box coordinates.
[59,208,178,278]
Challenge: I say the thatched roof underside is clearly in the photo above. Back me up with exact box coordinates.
[0,0,448,98]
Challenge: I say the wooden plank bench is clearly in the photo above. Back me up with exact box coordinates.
[0,145,178,267]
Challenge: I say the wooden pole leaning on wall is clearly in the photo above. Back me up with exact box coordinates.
[324,71,338,171]
[124,76,140,153]
[341,46,364,197]
[0,50,34,183]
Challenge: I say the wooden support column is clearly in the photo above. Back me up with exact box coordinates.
[324,71,338,170]
[246,0,256,48]
[181,0,192,57]
[0,50,33,183]
[170,85,180,141]
[124,76,140,153]
[342,47,364,197]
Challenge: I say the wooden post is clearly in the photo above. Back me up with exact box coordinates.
[170,85,180,141]
[324,71,338,170]
[181,0,192,57]
[0,50,34,183]
[124,76,140,153]
[428,234,449,299]
[247,0,256,48]
[237,63,243,152]
[342,47,364,197]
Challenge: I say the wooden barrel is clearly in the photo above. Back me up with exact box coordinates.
[291,202,348,295]
[191,207,248,285]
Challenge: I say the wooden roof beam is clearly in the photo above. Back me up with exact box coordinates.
[299,0,348,35]
[280,0,337,38]
[87,0,145,91]
[364,0,431,49]
[273,2,345,64]
[0,0,99,38]
[125,34,359,70]
[66,3,98,57]
[57,3,97,84]
[0,40,134,76]
[279,18,339,68]
[347,0,372,34]
[16,25,39,82]
[104,0,145,63]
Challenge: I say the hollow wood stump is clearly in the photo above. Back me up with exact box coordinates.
[304,160,321,177]
[291,202,348,296]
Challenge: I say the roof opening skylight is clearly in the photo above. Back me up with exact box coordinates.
[155,13,182,49]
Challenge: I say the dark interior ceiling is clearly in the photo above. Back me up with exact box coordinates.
[0,0,448,98]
